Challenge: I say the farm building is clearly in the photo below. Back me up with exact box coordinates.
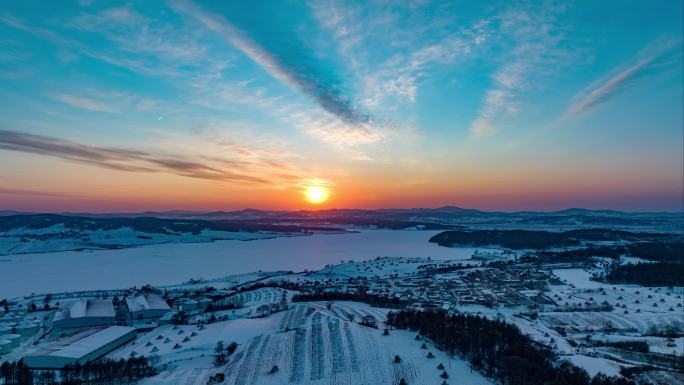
[125,293,171,321]
[198,298,212,310]
[179,299,199,312]
[158,311,177,325]
[52,299,116,329]
[23,326,136,369]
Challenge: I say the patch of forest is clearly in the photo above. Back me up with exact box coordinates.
[429,229,676,250]
[606,262,684,286]
[387,310,635,385]
[0,356,156,385]
[627,241,684,262]
[521,245,625,263]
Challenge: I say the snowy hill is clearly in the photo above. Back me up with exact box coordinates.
[110,301,494,385]
[0,214,345,255]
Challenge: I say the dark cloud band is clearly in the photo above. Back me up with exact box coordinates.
[0,129,268,183]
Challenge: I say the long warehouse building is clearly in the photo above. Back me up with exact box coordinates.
[23,326,136,369]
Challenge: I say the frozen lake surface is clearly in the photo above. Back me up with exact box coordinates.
[0,230,477,298]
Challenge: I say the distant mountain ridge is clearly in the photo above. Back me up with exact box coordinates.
[2,205,680,218]
[1,206,682,234]
[1,207,681,256]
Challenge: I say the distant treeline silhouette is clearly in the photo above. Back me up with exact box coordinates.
[627,241,684,262]
[521,246,624,263]
[0,356,156,385]
[606,262,684,286]
[429,229,675,250]
[292,292,406,308]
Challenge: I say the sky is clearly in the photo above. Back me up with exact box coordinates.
[0,0,682,212]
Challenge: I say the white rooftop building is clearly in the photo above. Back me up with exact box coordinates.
[23,326,136,369]
[52,299,116,329]
[125,294,171,321]
[179,299,199,312]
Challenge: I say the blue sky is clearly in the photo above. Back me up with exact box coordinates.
[0,0,682,212]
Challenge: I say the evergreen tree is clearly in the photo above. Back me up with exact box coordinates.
[214,341,226,366]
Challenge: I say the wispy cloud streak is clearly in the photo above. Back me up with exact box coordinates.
[470,4,570,137]
[172,0,369,126]
[51,94,119,113]
[311,1,487,109]
[0,187,78,198]
[566,38,681,116]
[0,129,270,183]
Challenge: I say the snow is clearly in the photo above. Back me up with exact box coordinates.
[0,230,478,298]
[0,225,278,255]
[565,355,623,377]
[29,326,135,359]
[121,301,494,385]
[72,299,115,318]
[553,268,603,289]
[126,294,171,312]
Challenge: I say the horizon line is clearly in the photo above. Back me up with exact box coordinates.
[2,205,683,216]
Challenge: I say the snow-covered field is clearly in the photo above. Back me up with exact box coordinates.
[553,268,604,289]
[115,301,494,385]
[0,230,477,298]
[565,355,623,377]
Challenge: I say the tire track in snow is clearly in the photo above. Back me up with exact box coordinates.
[234,335,262,385]
[327,317,347,375]
[310,312,325,381]
[289,328,306,383]
[249,334,271,384]
[343,323,360,372]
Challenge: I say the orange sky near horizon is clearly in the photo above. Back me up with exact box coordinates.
[2,158,682,213]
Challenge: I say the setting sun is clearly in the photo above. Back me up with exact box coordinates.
[304,185,330,204]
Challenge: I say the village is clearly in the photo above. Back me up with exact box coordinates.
[1,253,682,385]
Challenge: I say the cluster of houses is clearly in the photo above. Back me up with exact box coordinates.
[0,303,43,355]
[296,265,557,311]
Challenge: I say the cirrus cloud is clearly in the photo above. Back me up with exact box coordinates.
[0,129,307,184]
[566,37,681,117]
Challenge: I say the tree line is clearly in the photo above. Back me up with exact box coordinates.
[386,310,634,385]
[291,292,406,308]
[521,246,625,264]
[627,241,683,262]
[0,356,157,385]
[605,262,684,287]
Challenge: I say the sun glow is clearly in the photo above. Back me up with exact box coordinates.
[304,185,330,204]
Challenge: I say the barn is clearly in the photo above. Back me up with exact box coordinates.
[52,299,116,329]
[125,293,171,321]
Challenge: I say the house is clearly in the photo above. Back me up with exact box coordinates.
[125,294,171,321]
[198,298,212,310]
[179,299,199,312]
